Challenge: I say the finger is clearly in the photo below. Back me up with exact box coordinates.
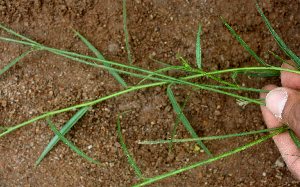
[260,85,280,129]
[281,60,300,90]
[262,85,300,180]
[266,87,300,136]
[272,130,300,180]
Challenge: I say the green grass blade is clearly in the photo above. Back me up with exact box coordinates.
[137,66,185,85]
[240,69,280,77]
[72,29,127,88]
[0,126,7,130]
[35,106,89,166]
[288,129,300,150]
[221,17,267,66]
[0,24,40,45]
[177,54,191,69]
[134,126,289,186]
[167,87,213,157]
[138,127,285,144]
[46,117,102,165]
[169,88,195,153]
[148,57,172,67]
[231,71,239,86]
[117,111,146,180]
[255,1,300,68]
[123,0,133,66]
[196,23,202,69]
[269,51,299,70]
[0,50,32,76]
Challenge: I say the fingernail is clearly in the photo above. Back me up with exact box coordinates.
[266,88,288,119]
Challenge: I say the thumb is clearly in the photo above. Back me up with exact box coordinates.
[266,87,300,135]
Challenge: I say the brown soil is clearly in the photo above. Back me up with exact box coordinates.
[0,0,300,186]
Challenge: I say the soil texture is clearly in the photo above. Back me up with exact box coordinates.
[1,0,300,186]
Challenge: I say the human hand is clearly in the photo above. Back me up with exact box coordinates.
[260,60,300,180]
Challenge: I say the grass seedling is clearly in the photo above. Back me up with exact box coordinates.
[1,0,300,186]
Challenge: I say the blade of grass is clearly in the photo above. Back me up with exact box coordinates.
[169,88,195,153]
[0,49,33,76]
[221,17,268,66]
[288,129,300,150]
[231,71,239,86]
[240,69,280,77]
[72,29,127,88]
[0,82,165,138]
[0,76,270,140]
[255,1,300,68]
[196,23,202,69]
[2,36,300,84]
[52,50,267,106]
[123,0,132,66]
[0,24,40,45]
[51,51,176,84]
[46,117,102,165]
[167,87,213,157]
[148,56,204,74]
[148,57,172,67]
[117,110,148,180]
[138,126,285,144]
[35,106,89,167]
[269,51,299,70]
[137,66,186,86]
[0,126,8,130]
[0,37,274,93]
[177,54,191,69]
[134,126,289,186]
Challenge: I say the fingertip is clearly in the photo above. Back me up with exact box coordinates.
[260,84,277,99]
[260,85,280,129]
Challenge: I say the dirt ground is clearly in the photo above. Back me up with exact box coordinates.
[0,0,300,186]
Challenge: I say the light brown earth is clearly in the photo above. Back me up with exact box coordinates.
[0,0,300,186]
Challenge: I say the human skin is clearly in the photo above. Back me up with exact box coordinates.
[261,60,300,180]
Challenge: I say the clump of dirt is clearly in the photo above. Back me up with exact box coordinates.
[0,0,300,186]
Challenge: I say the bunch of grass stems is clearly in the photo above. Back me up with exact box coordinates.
[1,1,300,186]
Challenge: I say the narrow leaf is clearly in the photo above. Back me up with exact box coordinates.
[231,71,239,86]
[169,88,195,153]
[72,29,127,88]
[255,1,300,68]
[148,57,172,67]
[196,23,202,69]
[0,24,40,45]
[46,117,102,165]
[35,106,89,166]
[221,17,268,66]
[177,54,191,69]
[289,129,300,150]
[117,110,146,180]
[241,69,280,77]
[167,87,213,157]
[138,126,284,144]
[134,126,289,186]
[269,51,299,70]
[0,50,32,76]
[137,66,185,86]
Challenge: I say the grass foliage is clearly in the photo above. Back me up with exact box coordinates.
[1,0,300,186]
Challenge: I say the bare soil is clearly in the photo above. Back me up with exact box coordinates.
[1,0,300,186]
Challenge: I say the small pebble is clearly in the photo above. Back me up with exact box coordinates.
[214,110,221,116]
[275,157,285,168]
